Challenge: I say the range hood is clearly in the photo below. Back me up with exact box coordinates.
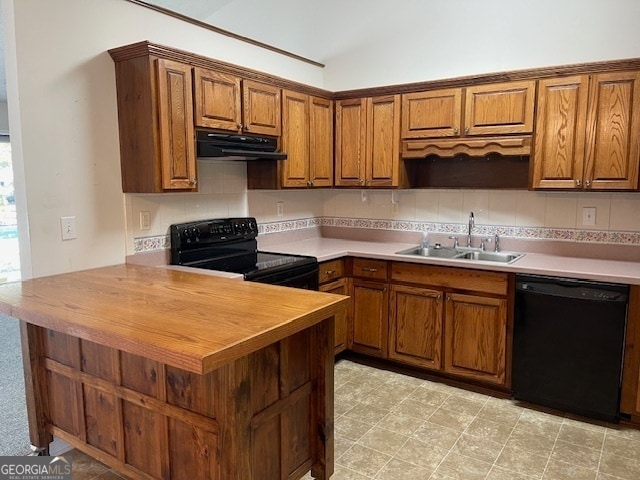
[196,130,287,161]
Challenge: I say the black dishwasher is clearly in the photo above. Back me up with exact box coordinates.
[513,274,628,422]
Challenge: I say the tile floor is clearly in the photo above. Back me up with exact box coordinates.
[67,359,640,480]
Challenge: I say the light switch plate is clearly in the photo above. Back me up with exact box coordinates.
[139,211,151,230]
[582,207,596,226]
[60,216,77,240]
[276,201,284,217]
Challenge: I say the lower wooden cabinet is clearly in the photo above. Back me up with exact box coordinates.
[389,285,443,369]
[351,279,389,358]
[320,278,350,354]
[620,286,640,422]
[443,293,507,385]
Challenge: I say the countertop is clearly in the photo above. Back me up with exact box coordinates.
[0,264,348,374]
[260,237,640,285]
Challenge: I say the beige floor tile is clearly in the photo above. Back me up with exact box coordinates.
[495,444,550,478]
[516,410,564,438]
[391,398,438,420]
[430,452,493,480]
[450,432,504,463]
[335,434,356,459]
[336,444,392,478]
[507,428,557,457]
[557,423,606,451]
[407,387,450,407]
[343,402,389,426]
[441,393,486,416]
[486,465,537,480]
[542,460,597,480]
[465,416,514,444]
[336,414,375,441]
[393,437,449,470]
[357,426,409,456]
[478,399,523,428]
[602,430,640,460]
[550,440,601,471]
[359,388,409,410]
[598,450,640,480]
[375,412,423,436]
[373,457,434,479]
[411,421,461,450]
[428,406,476,432]
[329,464,372,480]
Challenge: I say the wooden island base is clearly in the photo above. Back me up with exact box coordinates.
[21,318,334,480]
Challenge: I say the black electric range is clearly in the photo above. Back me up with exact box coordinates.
[169,217,319,290]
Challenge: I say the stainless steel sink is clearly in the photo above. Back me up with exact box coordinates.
[395,245,524,264]
[454,251,523,263]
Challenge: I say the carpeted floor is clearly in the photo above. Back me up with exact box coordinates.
[0,313,32,455]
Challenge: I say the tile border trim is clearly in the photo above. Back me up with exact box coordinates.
[133,217,640,253]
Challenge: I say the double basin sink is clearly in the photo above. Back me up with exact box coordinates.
[395,245,524,264]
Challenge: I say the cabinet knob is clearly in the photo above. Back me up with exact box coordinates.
[453,128,459,134]
[307,180,312,187]
[190,179,197,186]
[436,294,442,300]
[447,296,452,302]
[359,178,365,184]
[245,125,250,131]
[464,127,469,134]
[237,123,243,130]
[576,179,582,187]
[585,179,592,188]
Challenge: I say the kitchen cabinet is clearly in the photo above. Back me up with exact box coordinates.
[319,259,350,354]
[335,95,403,187]
[281,90,333,188]
[389,285,443,370]
[532,72,640,190]
[444,293,507,385]
[194,67,281,136]
[620,286,640,423]
[401,81,536,139]
[112,56,197,193]
[350,258,389,358]
[390,262,510,386]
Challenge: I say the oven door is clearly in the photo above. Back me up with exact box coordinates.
[248,263,319,290]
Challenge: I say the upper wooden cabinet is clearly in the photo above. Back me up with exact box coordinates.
[281,90,333,188]
[194,67,281,136]
[112,56,197,193]
[532,72,640,190]
[402,81,536,139]
[335,95,403,187]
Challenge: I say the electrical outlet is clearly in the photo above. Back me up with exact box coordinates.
[139,211,151,230]
[277,201,284,217]
[60,216,77,240]
[361,190,368,203]
[582,207,596,226]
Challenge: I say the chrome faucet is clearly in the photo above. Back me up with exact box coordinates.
[467,212,475,247]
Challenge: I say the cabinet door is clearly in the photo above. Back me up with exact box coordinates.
[584,71,640,190]
[351,279,389,358]
[531,75,589,189]
[389,285,443,370]
[156,59,196,190]
[620,286,640,419]
[464,81,536,136]
[193,68,242,131]
[401,89,462,139]
[309,96,334,187]
[281,90,310,187]
[366,95,401,187]
[242,80,281,136]
[444,293,507,385]
[320,278,351,354]
[335,98,367,186]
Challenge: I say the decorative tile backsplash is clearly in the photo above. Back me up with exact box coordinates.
[133,216,640,253]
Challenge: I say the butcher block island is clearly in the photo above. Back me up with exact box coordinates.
[0,264,348,480]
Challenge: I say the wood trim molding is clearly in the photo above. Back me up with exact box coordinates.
[124,0,325,68]
[109,40,333,99]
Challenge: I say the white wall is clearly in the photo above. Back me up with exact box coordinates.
[323,0,640,90]
[3,0,323,277]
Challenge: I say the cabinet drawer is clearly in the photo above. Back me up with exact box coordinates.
[352,258,388,281]
[319,259,345,284]
[391,262,508,296]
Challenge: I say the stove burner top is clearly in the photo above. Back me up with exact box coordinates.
[169,217,318,289]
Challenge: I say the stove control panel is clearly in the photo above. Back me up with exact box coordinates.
[170,217,259,249]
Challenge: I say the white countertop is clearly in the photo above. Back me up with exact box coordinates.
[260,237,640,285]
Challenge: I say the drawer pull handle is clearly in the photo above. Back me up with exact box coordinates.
[325,270,336,275]
[362,268,378,272]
